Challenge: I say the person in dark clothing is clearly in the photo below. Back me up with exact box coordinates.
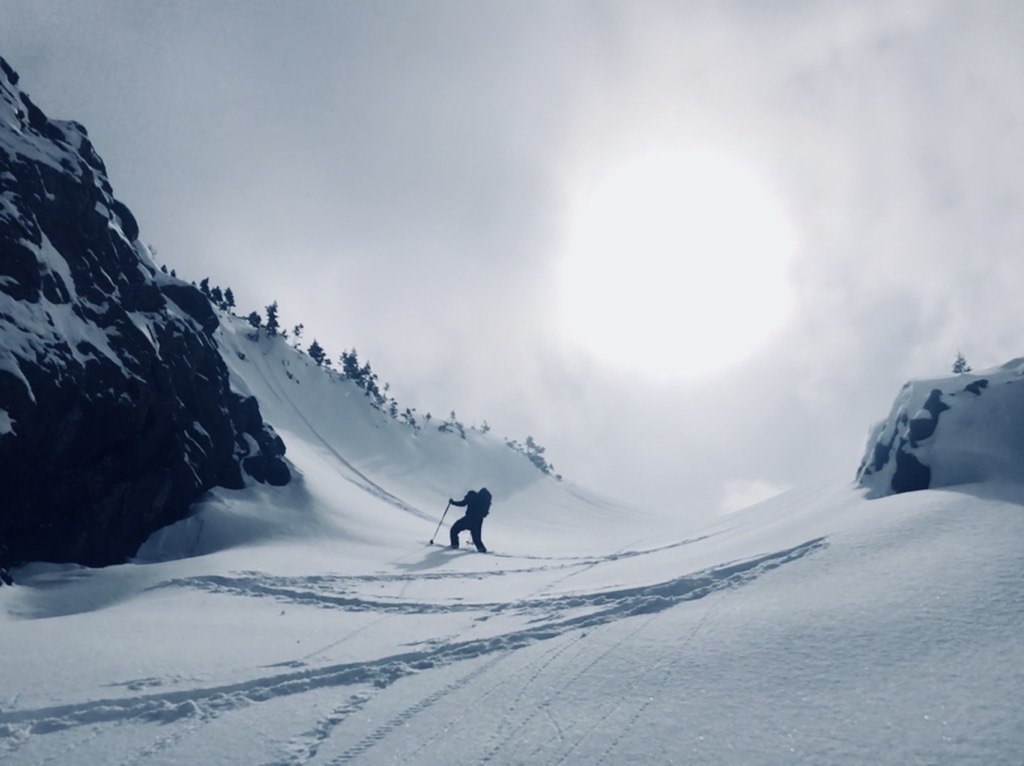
[449,487,492,552]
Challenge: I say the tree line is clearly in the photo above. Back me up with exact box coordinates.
[161,266,559,478]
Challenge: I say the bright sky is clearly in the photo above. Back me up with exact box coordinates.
[559,145,799,380]
[4,0,1024,515]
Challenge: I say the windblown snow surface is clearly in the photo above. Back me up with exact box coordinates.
[2,318,1023,765]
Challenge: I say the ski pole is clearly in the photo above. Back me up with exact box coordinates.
[428,501,452,545]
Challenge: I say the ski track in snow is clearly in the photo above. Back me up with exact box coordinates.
[477,556,732,766]
[245,344,435,524]
[479,613,656,765]
[0,537,824,762]
[153,528,735,622]
[576,580,726,766]
[319,653,508,765]
[270,693,371,766]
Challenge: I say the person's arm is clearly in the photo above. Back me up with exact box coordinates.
[450,495,469,507]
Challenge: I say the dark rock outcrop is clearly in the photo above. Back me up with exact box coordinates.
[907,389,950,446]
[0,57,289,568]
[857,360,1024,498]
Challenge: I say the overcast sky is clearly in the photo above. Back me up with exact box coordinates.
[4,1,1024,518]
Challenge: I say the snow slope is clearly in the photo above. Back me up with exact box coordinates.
[2,320,1023,764]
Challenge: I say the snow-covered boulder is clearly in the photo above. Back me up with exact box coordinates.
[857,358,1024,497]
[0,58,289,568]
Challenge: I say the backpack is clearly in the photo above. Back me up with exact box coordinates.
[476,488,492,517]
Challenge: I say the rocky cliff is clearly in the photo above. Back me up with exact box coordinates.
[0,57,289,569]
[857,358,1024,497]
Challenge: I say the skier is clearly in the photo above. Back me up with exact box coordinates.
[449,488,492,552]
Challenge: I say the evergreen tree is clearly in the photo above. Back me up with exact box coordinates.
[247,311,262,330]
[360,361,381,401]
[210,286,223,306]
[341,349,362,382]
[199,277,211,297]
[953,351,972,374]
[524,436,554,475]
[265,301,280,336]
[308,339,326,366]
[506,435,557,476]
[224,288,235,310]
[439,410,466,438]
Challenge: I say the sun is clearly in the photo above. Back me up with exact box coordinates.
[558,146,798,381]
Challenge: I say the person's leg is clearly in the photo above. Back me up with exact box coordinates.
[470,518,486,553]
[450,516,468,548]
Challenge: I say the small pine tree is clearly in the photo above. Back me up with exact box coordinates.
[506,436,556,476]
[524,436,554,475]
[199,277,211,297]
[341,349,362,382]
[952,351,972,374]
[360,361,381,401]
[224,288,235,310]
[307,339,326,366]
[210,285,223,306]
[265,301,280,336]
[247,311,262,330]
[439,410,466,438]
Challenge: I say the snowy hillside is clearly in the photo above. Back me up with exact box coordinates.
[2,314,1024,764]
[139,313,632,563]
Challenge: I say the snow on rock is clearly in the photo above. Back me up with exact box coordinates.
[857,357,1024,497]
[0,58,289,568]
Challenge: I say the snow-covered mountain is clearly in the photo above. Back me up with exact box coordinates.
[0,57,289,569]
[0,55,568,575]
[2,59,1024,764]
